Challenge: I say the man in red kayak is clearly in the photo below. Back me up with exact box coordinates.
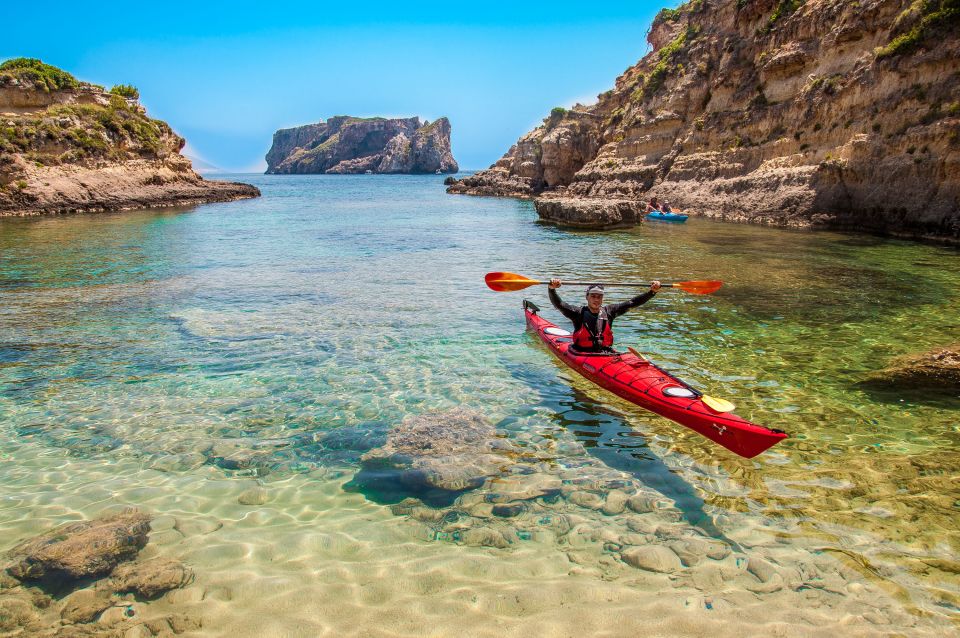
[548,279,661,353]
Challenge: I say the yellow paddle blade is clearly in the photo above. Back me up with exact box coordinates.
[702,395,736,413]
[485,271,542,292]
[626,346,648,362]
[672,280,723,295]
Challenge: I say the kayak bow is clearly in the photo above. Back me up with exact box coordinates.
[523,300,786,458]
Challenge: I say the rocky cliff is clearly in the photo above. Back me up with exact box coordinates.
[0,58,259,216]
[448,0,960,241]
[265,116,458,174]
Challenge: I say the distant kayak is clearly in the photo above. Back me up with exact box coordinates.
[647,211,688,223]
[524,300,787,458]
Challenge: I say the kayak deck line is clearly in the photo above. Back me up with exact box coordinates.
[522,299,787,458]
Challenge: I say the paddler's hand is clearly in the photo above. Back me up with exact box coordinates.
[549,278,561,289]
[650,280,661,292]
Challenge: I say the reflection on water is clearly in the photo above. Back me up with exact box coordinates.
[1,174,958,634]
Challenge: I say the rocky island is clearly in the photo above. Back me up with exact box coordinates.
[265,116,458,174]
[447,0,960,241]
[0,58,259,216]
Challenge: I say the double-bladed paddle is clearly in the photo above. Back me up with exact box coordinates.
[484,271,722,295]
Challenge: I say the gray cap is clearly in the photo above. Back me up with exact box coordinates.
[585,284,605,297]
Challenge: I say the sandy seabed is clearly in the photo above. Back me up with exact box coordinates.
[0,438,953,638]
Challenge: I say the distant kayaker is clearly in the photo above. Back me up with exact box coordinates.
[646,197,662,213]
[548,279,661,353]
[662,200,674,212]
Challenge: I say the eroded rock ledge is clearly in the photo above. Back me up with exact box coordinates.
[447,0,960,242]
[535,197,646,229]
[0,58,259,216]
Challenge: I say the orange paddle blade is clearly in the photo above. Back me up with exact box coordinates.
[672,280,723,295]
[485,271,542,292]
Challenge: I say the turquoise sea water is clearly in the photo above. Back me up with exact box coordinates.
[0,175,958,635]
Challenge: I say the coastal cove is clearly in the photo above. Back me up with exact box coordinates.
[0,174,958,636]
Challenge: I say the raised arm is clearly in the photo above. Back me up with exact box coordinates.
[606,281,661,319]
[548,280,581,324]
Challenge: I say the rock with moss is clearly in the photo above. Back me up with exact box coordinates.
[868,343,960,388]
[358,409,513,493]
[265,115,458,174]
[109,558,194,600]
[5,509,150,583]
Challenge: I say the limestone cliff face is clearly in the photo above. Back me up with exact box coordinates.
[448,0,960,241]
[0,58,259,215]
[265,116,458,174]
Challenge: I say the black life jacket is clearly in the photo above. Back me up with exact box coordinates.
[572,306,613,350]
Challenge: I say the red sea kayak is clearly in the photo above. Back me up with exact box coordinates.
[524,300,787,458]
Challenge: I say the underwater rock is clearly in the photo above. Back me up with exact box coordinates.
[868,344,960,389]
[59,589,112,623]
[747,556,779,583]
[6,509,150,583]
[0,593,40,632]
[237,487,269,506]
[620,546,682,573]
[669,538,731,567]
[483,475,562,503]
[601,490,629,515]
[110,558,194,600]
[491,503,525,518]
[460,527,510,549]
[626,494,658,514]
[567,491,604,510]
[360,408,513,493]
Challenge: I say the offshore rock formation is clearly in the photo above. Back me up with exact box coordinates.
[448,0,960,241]
[265,116,458,174]
[0,58,259,216]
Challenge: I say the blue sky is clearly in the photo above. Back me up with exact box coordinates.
[3,1,670,171]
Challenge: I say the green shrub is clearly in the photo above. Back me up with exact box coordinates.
[654,7,681,25]
[876,0,960,59]
[109,84,140,100]
[642,25,699,99]
[0,58,78,91]
[550,106,567,118]
[761,0,806,35]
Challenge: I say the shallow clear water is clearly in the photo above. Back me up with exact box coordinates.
[1,175,958,635]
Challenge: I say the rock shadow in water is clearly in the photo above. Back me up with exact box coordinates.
[855,379,960,409]
[345,409,516,508]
